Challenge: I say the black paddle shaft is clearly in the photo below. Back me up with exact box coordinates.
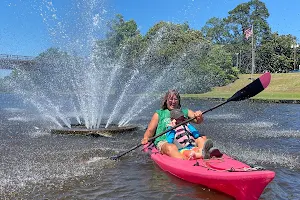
[110,117,196,160]
[110,100,229,160]
[110,73,271,160]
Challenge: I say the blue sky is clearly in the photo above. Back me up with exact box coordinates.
[1,0,300,57]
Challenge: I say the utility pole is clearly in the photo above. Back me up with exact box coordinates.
[291,43,299,71]
[251,24,255,80]
[239,50,242,70]
[235,53,239,68]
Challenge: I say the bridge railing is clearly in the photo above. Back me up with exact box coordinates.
[0,54,35,61]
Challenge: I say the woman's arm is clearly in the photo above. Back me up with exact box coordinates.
[188,109,203,124]
[141,113,159,144]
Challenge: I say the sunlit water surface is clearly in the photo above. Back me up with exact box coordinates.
[1,94,300,200]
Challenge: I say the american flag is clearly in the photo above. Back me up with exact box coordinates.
[244,27,253,39]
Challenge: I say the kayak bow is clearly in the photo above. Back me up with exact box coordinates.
[145,145,275,200]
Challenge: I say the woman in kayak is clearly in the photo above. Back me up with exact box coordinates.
[141,89,218,159]
[166,109,222,160]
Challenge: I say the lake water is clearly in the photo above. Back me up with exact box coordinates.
[1,93,299,200]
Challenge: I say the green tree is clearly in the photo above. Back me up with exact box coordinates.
[257,33,295,72]
[226,0,271,73]
[36,48,69,62]
[144,21,206,68]
[201,0,272,74]
[201,17,234,44]
[227,0,271,43]
[103,14,140,59]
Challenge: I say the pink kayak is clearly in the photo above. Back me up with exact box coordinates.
[144,145,275,200]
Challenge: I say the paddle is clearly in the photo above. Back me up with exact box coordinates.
[110,72,271,160]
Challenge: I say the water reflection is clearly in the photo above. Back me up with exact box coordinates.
[1,96,300,199]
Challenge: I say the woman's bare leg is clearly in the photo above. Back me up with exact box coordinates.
[161,143,185,159]
[195,136,207,152]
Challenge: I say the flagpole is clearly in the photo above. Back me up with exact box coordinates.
[251,24,255,80]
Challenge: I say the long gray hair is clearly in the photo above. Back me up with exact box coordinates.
[161,89,181,110]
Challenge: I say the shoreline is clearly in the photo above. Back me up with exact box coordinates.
[1,92,300,104]
[182,96,300,104]
[181,73,300,104]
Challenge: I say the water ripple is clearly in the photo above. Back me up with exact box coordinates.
[217,142,300,170]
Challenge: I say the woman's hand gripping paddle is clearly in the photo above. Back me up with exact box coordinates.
[110,72,271,160]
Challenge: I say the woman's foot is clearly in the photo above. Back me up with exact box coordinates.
[202,139,213,159]
[188,151,196,160]
[209,147,223,158]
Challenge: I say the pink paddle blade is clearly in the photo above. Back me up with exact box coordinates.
[228,72,272,101]
[259,72,271,89]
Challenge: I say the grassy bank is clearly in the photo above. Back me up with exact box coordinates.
[183,73,300,101]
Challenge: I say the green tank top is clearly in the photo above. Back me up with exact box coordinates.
[154,108,188,146]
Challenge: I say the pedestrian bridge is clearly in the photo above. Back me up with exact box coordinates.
[0,54,36,70]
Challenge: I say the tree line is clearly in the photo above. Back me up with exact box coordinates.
[92,0,298,91]
[3,0,295,93]
[104,0,298,73]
